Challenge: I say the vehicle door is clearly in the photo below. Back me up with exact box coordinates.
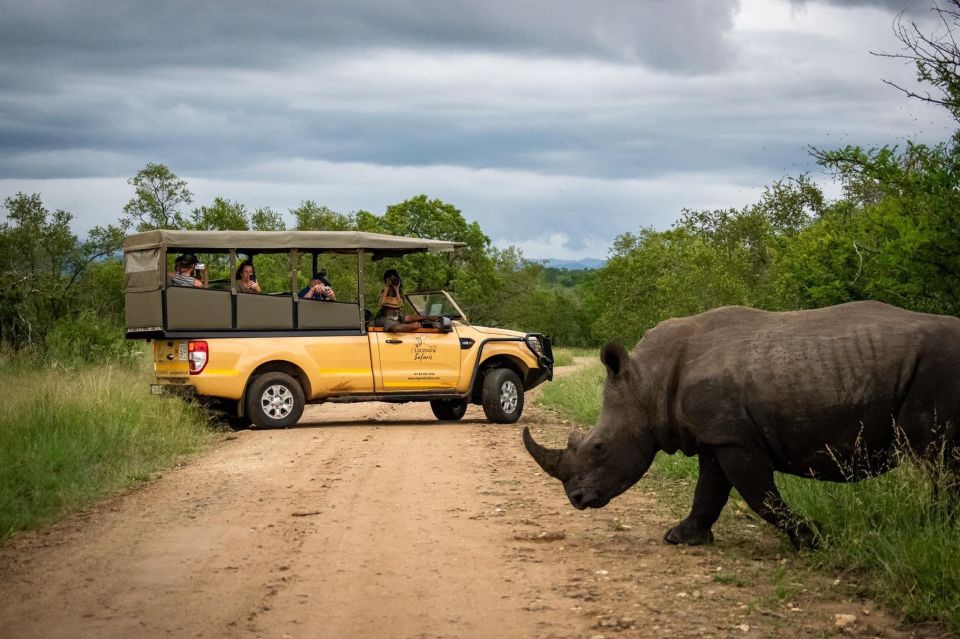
[303,335,376,395]
[373,329,461,392]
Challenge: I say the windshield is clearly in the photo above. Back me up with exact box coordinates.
[406,291,468,323]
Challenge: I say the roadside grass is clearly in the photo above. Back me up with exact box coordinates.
[0,352,216,543]
[551,346,598,368]
[536,359,960,632]
[778,461,960,630]
[536,359,604,425]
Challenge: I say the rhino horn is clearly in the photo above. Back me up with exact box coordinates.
[523,427,566,479]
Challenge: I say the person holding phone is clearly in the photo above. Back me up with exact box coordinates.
[235,260,262,293]
[169,253,207,288]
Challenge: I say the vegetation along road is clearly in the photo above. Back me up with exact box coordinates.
[0,360,948,639]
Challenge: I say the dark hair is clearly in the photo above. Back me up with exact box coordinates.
[177,253,198,268]
[235,259,255,280]
[312,270,330,286]
[383,269,401,284]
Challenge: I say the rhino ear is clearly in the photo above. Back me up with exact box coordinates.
[600,341,630,378]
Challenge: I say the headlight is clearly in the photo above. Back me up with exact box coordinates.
[525,335,543,357]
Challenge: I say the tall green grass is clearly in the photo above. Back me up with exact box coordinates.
[550,346,598,368]
[536,359,604,424]
[0,354,216,542]
[537,361,960,632]
[779,461,960,629]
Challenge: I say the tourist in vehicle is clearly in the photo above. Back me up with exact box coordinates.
[235,260,262,294]
[169,253,207,288]
[374,269,424,331]
[300,271,336,301]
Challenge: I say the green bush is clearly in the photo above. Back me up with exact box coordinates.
[45,312,141,367]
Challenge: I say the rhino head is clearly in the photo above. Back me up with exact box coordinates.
[524,341,658,509]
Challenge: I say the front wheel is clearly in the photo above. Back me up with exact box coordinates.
[431,399,468,421]
[481,368,524,424]
[245,372,305,429]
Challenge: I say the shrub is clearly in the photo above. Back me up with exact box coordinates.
[45,312,140,367]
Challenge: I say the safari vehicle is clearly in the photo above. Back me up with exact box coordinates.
[123,230,553,429]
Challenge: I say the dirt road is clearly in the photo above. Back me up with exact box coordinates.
[0,366,932,639]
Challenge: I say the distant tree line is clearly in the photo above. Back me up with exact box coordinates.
[0,167,595,362]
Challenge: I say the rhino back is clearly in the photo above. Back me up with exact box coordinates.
[634,301,960,476]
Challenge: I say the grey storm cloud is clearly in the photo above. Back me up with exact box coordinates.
[788,0,936,13]
[1,0,956,259]
[1,0,739,72]
[0,0,744,181]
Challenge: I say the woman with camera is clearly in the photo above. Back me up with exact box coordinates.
[169,253,207,288]
[374,269,424,331]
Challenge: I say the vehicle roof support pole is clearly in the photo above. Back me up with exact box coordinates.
[312,252,318,278]
[289,249,300,296]
[228,249,237,294]
[357,249,365,329]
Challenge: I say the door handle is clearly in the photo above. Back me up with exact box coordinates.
[385,339,403,344]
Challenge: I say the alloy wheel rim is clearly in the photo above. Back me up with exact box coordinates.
[261,384,293,419]
[500,380,518,413]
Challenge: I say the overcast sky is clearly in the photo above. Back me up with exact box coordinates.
[0,0,954,259]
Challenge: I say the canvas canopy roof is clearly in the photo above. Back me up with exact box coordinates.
[122,230,467,293]
[123,230,467,255]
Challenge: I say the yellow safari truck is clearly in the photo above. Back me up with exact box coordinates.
[123,230,553,428]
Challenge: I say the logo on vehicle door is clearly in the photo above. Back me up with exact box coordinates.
[412,336,437,362]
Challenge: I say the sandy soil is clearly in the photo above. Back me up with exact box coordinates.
[0,362,948,639]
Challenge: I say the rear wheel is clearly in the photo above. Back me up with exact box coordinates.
[482,368,524,424]
[430,399,468,421]
[246,372,305,429]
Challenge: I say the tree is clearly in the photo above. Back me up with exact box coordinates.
[184,197,250,230]
[372,195,497,319]
[0,194,124,350]
[251,207,286,231]
[779,143,960,314]
[293,201,354,231]
[878,1,960,128]
[122,163,193,230]
[587,228,756,345]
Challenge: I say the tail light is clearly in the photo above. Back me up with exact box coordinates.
[188,341,208,375]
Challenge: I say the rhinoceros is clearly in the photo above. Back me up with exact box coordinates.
[524,301,960,548]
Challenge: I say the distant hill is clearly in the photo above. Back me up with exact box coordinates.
[540,258,606,271]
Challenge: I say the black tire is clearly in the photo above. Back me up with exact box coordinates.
[245,372,305,429]
[431,399,468,421]
[481,368,524,424]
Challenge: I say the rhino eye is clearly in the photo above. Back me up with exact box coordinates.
[593,442,606,453]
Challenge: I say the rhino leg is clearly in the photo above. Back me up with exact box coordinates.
[665,448,731,545]
[715,446,820,550]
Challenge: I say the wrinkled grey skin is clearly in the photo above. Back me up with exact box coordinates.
[524,301,960,549]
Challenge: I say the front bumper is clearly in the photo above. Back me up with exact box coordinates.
[525,333,554,380]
